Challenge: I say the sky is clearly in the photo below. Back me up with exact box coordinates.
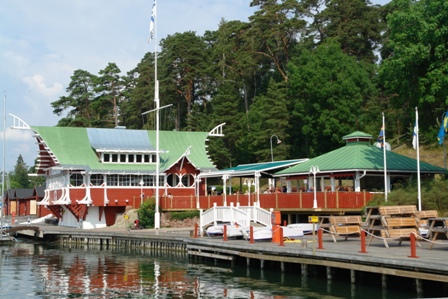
[0,0,389,172]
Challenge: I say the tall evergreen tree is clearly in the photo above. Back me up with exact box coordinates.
[159,31,209,130]
[94,63,123,128]
[248,0,307,82]
[10,155,30,189]
[310,0,384,63]
[51,69,97,127]
[246,78,290,162]
[289,40,376,157]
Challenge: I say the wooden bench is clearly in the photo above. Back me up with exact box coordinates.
[380,217,421,248]
[378,205,417,217]
[329,216,362,243]
[414,210,439,228]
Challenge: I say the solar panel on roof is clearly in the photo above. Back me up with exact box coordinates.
[87,128,154,151]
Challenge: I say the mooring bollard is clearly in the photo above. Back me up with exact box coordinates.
[359,230,367,253]
[409,233,419,258]
[279,227,285,246]
[317,228,324,249]
[193,223,198,238]
[223,225,228,241]
[250,226,254,244]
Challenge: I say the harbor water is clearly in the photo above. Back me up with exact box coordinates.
[0,239,419,298]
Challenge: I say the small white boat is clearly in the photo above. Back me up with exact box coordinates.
[287,223,318,235]
[281,225,304,240]
[241,226,272,242]
[205,223,244,239]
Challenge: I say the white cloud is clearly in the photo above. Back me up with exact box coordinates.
[23,75,63,98]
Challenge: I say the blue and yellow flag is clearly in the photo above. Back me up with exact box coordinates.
[377,126,384,147]
[438,112,448,145]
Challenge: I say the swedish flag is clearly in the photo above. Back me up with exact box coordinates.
[377,126,384,147]
[437,112,448,145]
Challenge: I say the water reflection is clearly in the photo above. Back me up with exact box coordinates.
[0,241,414,298]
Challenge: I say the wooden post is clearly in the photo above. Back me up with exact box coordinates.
[250,226,254,244]
[408,233,419,258]
[317,228,324,249]
[223,225,227,241]
[359,230,367,253]
[279,227,285,246]
[193,223,198,238]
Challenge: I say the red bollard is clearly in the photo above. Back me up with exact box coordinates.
[250,226,254,244]
[359,230,367,253]
[317,228,324,249]
[193,223,198,238]
[408,233,419,258]
[223,225,228,241]
[279,227,285,246]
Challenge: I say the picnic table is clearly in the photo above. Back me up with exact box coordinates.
[427,217,448,249]
[365,205,418,247]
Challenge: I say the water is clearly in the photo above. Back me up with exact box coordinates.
[0,240,417,298]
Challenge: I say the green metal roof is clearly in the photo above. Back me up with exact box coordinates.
[276,136,447,176]
[31,126,217,174]
[198,159,307,178]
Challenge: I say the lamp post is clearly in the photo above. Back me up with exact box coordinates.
[270,135,281,162]
[310,166,320,208]
[139,179,144,206]
[243,178,254,206]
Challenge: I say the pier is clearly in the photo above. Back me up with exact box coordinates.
[8,224,448,296]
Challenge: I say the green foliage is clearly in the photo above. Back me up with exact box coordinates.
[288,40,377,157]
[379,0,448,141]
[310,0,384,63]
[9,155,30,189]
[365,179,448,216]
[137,198,157,228]
[169,210,200,221]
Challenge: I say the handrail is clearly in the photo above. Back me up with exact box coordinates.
[199,203,272,234]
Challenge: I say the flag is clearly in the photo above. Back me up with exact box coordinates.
[149,0,156,41]
[437,112,448,145]
[412,122,418,150]
[377,126,384,147]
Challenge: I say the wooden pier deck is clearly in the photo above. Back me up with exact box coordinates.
[8,224,448,295]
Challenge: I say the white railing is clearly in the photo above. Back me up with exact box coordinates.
[199,202,272,234]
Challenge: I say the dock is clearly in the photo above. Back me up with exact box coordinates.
[7,224,448,296]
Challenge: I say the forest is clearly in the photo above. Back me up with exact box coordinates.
[50,0,448,169]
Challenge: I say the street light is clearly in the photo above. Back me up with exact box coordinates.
[310,166,320,208]
[243,178,254,206]
[270,135,281,162]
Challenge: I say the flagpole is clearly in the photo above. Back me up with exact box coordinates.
[1,94,5,228]
[153,0,160,229]
[382,112,388,201]
[415,107,421,211]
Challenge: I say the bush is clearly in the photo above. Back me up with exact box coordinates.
[168,210,199,221]
[365,179,448,216]
[137,198,160,228]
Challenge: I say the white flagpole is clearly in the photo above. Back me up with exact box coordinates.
[382,112,388,201]
[415,107,421,211]
[154,0,160,229]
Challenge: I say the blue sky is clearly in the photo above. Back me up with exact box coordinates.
[0,0,389,172]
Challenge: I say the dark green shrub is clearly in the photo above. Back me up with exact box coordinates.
[137,198,160,228]
[365,179,448,216]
